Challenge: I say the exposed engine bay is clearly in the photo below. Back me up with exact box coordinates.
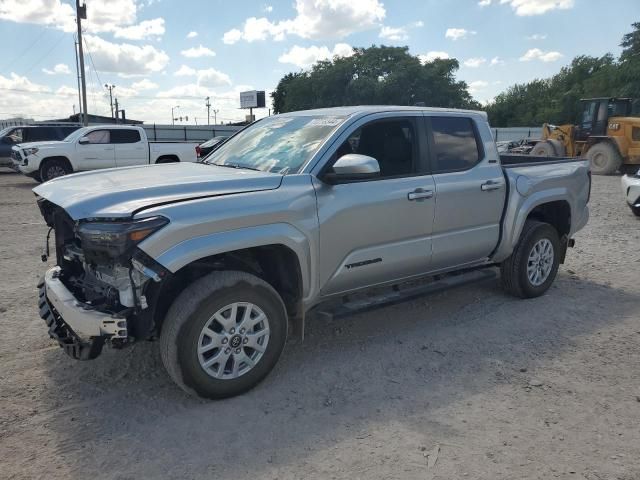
[37,198,170,353]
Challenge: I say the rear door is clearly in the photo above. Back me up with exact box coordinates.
[75,129,116,171]
[111,129,147,167]
[313,112,436,296]
[426,114,505,271]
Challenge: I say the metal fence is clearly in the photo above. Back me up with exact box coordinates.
[493,127,542,142]
[143,124,242,142]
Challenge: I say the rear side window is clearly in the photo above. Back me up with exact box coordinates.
[26,127,54,142]
[430,117,481,173]
[110,129,141,143]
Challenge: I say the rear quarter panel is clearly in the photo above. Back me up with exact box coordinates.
[492,159,590,262]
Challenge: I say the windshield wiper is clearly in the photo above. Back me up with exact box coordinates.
[211,162,261,172]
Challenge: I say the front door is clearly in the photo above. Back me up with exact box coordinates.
[426,115,505,271]
[76,129,116,171]
[313,114,435,296]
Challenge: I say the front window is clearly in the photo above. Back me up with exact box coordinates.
[204,115,346,174]
[63,128,89,142]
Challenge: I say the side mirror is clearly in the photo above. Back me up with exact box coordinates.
[322,154,380,184]
[78,137,90,145]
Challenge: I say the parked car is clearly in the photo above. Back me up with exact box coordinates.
[196,136,229,159]
[621,167,640,216]
[32,106,590,399]
[12,125,199,182]
[0,124,80,169]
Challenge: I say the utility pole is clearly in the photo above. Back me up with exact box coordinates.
[114,98,119,124]
[213,109,219,125]
[74,38,82,123]
[205,96,211,125]
[76,0,88,126]
[172,105,180,125]
[104,84,116,118]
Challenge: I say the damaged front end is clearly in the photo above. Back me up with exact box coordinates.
[37,198,170,360]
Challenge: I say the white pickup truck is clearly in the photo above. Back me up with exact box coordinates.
[12,125,198,182]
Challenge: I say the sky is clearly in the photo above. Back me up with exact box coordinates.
[0,0,638,124]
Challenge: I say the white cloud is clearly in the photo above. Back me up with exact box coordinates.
[278,43,354,68]
[418,51,450,63]
[83,34,170,75]
[445,28,476,41]
[519,48,563,62]
[0,72,50,93]
[174,65,197,76]
[197,68,232,88]
[464,57,486,68]
[480,0,574,15]
[181,45,216,58]
[42,63,71,75]
[490,56,505,66]
[114,18,165,40]
[379,21,423,42]
[0,0,165,40]
[222,0,385,43]
[264,4,273,12]
[130,78,158,90]
[527,33,547,40]
[187,31,198,39]
[469,80,489,93]
[223,28,243,45]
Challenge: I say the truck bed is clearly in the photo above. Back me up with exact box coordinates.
[500,154,585,167]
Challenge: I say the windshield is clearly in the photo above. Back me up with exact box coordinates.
[204,115,346,174]
[63,127,90,142]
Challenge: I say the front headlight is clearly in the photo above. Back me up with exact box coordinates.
[22,147,39,156]
[76,216,169,260]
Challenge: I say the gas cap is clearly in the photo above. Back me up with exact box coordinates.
[516,176,533,196]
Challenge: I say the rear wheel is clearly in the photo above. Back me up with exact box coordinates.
[40,159,71,182]
[631,205,640,217]
[160,270,288,399]
[500,220,561,298]
[587,142,622,175]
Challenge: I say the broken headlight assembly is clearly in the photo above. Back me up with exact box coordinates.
[76,216,169,261]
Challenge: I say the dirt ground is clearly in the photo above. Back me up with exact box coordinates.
[0,170,639,480]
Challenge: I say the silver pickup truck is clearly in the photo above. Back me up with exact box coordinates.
[32,106,590,399]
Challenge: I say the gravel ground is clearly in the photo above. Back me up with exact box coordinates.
[0,170,639,480]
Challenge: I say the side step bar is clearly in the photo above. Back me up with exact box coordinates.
[314,268,498,321]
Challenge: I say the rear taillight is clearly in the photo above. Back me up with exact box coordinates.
[196,145,202,157]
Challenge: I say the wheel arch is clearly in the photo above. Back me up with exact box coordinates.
[155,155,180,164]
[40,155,73,172]
[141,238,308,339]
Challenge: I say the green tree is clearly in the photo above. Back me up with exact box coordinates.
[486,23,640,126]
[271,45,478,114]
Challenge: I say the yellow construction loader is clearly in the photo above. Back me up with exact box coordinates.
[531,97,640,175]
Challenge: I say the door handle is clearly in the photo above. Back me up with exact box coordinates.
[481,181,503,191]
[407,188,434,201]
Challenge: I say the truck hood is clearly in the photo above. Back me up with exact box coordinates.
[33,163,283,220]
[15,140,68,149]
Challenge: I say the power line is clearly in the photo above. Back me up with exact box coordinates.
[1,26,48,71]
[22,31,68,77]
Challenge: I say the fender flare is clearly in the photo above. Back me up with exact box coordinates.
[145,223,314,299]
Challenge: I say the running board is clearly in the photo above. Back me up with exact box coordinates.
[313,268,498,321]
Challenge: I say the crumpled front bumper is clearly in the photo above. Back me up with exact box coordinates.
[38,266,128,360]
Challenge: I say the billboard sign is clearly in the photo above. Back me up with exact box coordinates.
[240,90,266,109]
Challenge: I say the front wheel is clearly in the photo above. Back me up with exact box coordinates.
[500,220,561,298]
[40,159,71,182]
[160,270,288,399]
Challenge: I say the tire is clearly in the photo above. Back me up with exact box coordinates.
[587,142,622,175]
[40,158,71,182]
[631,205,640,217]
[531,141,557,157]
[156,156,179,164]
[160,270,288,399]
[500,220,561,299]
